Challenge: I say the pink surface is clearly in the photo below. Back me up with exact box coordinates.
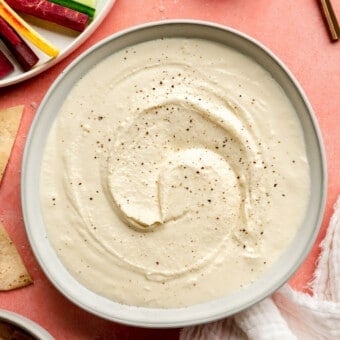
[0,1,339,339]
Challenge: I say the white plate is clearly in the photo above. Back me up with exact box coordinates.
[21,21,326,327]
[0,0,115,88]
[0,309,53,339]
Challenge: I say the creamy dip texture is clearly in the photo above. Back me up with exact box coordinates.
[40,38,310,308]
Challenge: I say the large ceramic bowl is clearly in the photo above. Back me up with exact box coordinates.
[21,20,326,328]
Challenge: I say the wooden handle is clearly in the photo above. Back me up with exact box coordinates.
[319,0,340,41]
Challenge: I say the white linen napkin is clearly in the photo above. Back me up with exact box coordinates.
[181,196,340,340]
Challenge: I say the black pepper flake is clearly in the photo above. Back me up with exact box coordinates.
[274,183,278,187]
[89,197,93,200]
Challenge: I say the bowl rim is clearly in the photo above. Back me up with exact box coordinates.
[21,19,327,328]
[0,309,53,339]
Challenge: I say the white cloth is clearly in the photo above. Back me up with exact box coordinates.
[181,197,340,340]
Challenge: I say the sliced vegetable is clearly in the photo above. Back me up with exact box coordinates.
[49,0,95,18]
[76,0,97,8]
[0,0,59,57]
[0,17,39,71]
[6,0,90,32]
[0,49,13,78]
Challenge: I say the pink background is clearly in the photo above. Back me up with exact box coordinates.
[0,1,339,339]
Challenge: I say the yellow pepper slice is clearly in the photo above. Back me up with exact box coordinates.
[0,0,59,57]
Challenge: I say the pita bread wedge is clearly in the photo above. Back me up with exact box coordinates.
[0,105,24,182]
[0,221,32,290]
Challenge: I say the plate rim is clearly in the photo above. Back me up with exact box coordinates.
[0,0,116,88]
[0,309,53,339]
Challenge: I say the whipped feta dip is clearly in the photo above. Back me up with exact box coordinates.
[40,38,310,307]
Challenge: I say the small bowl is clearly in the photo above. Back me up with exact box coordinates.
[0,309,53,339]
[21,20,326,328]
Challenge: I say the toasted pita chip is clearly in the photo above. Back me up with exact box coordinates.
[0,222,32,290]
[0,105,24,182]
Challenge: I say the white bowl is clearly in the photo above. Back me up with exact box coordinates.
[21,20,326,328]
[0,309,53,339]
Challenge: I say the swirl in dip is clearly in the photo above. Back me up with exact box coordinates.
[40,38,310,308]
